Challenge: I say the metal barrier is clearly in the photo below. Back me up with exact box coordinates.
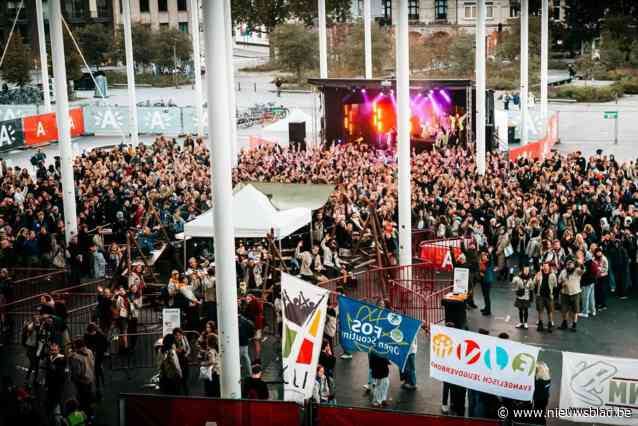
[7,269,67,301]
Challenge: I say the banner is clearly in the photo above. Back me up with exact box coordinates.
[560,351,638,424]
[22,108,85,145]
[419,238,470,271]
[282,273,329,404]
[429,324,539,401]
[338,295,422,370]
[162,308,181,337]
[0,118,25,151]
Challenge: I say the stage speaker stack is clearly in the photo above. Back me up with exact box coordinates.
[289,122,306,151]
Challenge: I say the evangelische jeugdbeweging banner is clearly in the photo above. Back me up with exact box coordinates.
[560,351,638,425]
[430,324,540,401]
[338,295,422,370]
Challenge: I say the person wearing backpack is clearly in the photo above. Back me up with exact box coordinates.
[159,333,182,395]
[68,339,95,415]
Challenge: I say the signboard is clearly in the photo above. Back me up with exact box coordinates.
[338,295,422,370]
[162,308,181,337]
[22,108,85,145]
[430,324,540,401]
[453,267,470,295]
[0,118,25,152]
[604,111,619,119]
[560,351,638,424]
[281,273,329,404]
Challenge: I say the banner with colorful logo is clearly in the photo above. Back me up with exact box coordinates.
[560,351,638,424]
[429,324,540,401]
[281,273,329,404]
[338,295,422,370]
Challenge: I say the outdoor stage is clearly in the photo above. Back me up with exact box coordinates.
[309,78,495,153]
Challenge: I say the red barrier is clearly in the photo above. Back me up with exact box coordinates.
[508,114,558,161]
[22,107,85,145]
[121,394,301,426]
[419,238,472,271]
[316,405,499,426]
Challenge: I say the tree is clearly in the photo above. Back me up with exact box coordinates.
[288,0,352,26]
[270,23,318,82]
[153,28,192,70]
[75,23,115,69]
[332,21,393,77]
[114,24,159,69]
[447,34,475,77]
[1,33,33,86]
[63,31,84,83]
[630,41,638,68]
[496,17,542,62]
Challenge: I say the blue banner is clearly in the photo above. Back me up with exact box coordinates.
[338,295,422,370]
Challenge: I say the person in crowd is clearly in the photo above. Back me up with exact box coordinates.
[244,293,264,363]
[400,338,417,390]
[318,339,336,378]
[95,286,113,335]
[84,323,107,395]
[200,334,221,397]
[90,243,106,279]
[468,328,499,419]
[479,250,495,316]
[113,286,130,352]
[68,338,96,415]
[22,314,41,384]
[512,265,534,329]
[534,261,557,333]
[238,303,256,377]
[532,362,552,425]
[173,328,191,395]
[158,333,182,395]
[242,364,269,400]
[369,351,391,408]
[593,248,610,311]
[558,257,584,331]
[45,342,66,421]
[312,365,336,405]
[201,266,217,324]
[63,398,88,426]
[579,251,598,318]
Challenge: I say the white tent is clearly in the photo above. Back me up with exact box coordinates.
[181,184,311,240]
[259,108,316,146]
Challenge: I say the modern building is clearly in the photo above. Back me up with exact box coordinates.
[350,0,566,35]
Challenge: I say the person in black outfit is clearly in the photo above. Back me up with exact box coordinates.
[84,323,107,395]
[242,365,269,400]
[45,342,67,420]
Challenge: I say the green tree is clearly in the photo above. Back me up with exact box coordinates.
[153,27,192,70]
[114,24,159,69]
[75,23,115,69]
[1,33,33,86]
[630,41,638,68]
[332,21,392,77]
[496,17,542,62]
[270,23,318,82]
[288,0,352,26]
[448,34,475,77]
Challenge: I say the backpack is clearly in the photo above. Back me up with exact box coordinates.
[160,352,178,381]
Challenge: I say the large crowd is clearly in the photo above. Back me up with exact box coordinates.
[0,135,637,425]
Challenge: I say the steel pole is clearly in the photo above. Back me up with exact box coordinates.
[475,0,486,175]
[363,0,373,79]
[202,0,241,399]
[49,0,78,242]
[36,0,52,113]
[520,0,529,146]
[396,0,412,266]
[540,0,549,135]
[190,0,204,136]
[318,0,328,78]
[122,0,139,145]
[224,0,238,166]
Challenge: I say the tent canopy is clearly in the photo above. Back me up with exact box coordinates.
[245,182,334,211]
[262,108,315,134]
[182,184,311,240]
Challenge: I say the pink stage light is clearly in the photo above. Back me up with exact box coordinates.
[440,89,451,104]
[429,92,442,117]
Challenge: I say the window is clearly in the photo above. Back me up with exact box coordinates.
[158,0,168,12]
[408,0,419,20]
[140,0,149,13]
[464,3,476,19]
[435,0,448,20]
[551,0,561,20]
[487,3,494,18]
[65,0,87,19]
[160,23,169,30]
[179,22,189,33]
[383,0,392,22]
[177,0,187,12]
[510,0,520,17]
[97,0,109,17]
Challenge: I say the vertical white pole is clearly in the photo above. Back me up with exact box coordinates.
[520,0,529,146]
[363,0,373,79]
[123,0,139,145]
[36,0,52,113]
[224,0,238,165]
[476,0,486,175]
[396,0,412,266]
[49,0,78,243]
[202,0,241,399]
[190,0,204,136]
[540,0,549,135]
[318,0,328,78]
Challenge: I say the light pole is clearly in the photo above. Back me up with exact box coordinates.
[122,0,140,145]
[202,0,242,399]
[35,0,51,113]
[363,0,372,79]
[396,0,412,267]
[318,0,328,78]
[520,0,529,146]
[224,0,238,165]
[540,0,549,135]
[190,0,204,136]
[49,0,78,242]
[475,0,486,175]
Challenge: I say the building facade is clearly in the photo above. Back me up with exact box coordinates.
[350,0,566,35]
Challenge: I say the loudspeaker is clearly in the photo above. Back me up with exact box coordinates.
[289,122,306,150]
[442,297,468,329]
